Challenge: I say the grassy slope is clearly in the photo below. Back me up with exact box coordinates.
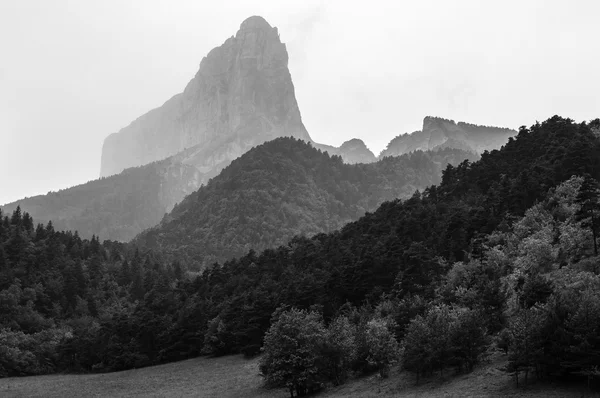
[0,354,592,398]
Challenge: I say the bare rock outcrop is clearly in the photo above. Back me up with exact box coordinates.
[100,16,311,177]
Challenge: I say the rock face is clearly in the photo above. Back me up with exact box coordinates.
[100,16,311,178]
[380,116,516,158]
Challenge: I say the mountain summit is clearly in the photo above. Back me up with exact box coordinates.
[100,16,311,177]
[380,117,516,158]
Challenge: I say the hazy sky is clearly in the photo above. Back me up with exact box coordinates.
[1,0,599,205]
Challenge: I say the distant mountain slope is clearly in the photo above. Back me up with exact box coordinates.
[314,139,377,164]
[380,116,515,158]
[134,137,478,267]
[1,159,201,241]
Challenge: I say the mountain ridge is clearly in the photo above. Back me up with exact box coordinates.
[1,158,201,242]
[379,116,515,158]
[133,137,479,267]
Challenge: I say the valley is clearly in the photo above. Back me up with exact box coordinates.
[1,9,599,398]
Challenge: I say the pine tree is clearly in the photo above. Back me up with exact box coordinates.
[22,212,34,234]
[45,220,54,235]
[88,255,103,287]
[10,205,22,226]
[0,209,4,241]
[130,250,145,301]
[119,259,131,286]
[63,264,79,312]
[0,246,9,289]
[172,260,183,280]
[90,234,100,255]
[143,261,157,293]
[74,259,87,295]
[6,228,26,263]
[0,246,6,269]
[576,175,600,256]
[34,223,46,241]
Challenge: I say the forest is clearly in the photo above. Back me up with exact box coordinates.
[135,138,478,267]
[1,116,600,395]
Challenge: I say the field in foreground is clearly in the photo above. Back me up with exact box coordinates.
[0,354,596,398]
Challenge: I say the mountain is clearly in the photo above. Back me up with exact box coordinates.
[380,116,516,158]
[100,16,379,180]
[4,116,598,379]
[3,16,383,242]
[314,139,377,164]
[134,137,478,267]
[3,116,599,382]
[100,16,311,178]
[1,159,201,242]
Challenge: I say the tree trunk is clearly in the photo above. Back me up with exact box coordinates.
[592,212,598,256]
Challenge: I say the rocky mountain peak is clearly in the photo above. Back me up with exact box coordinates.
[379,116,516,158]
[100,16,309,178]
[238,15,273,32]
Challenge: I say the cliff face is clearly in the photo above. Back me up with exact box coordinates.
[380,117,516,158]
[100,16,311,177]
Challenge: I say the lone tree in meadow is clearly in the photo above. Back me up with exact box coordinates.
[259,307,327,397]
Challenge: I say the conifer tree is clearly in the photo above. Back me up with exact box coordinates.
[576,175,600,256]
[45,220,54,235]
[10,205,22,226]
[172,260,183,280]
[0,209,4,240]
[22,212,33,234]
[88,255,103,288]
[130,249,145,300]
[34,223,46,241]
[119,259,131,286]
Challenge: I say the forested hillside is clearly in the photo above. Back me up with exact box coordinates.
[135,138,478,267]
[2,116,600,396]
[1,159,201,242]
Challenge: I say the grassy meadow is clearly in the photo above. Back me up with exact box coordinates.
[0,353,594,398]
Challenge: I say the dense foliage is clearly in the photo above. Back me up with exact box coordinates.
[135,138,478,267]
[2,116,600,393]
[1,159,200,242]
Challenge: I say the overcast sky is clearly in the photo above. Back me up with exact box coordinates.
[1,0,599,205]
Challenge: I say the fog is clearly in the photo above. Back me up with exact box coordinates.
[1,0,599,204]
